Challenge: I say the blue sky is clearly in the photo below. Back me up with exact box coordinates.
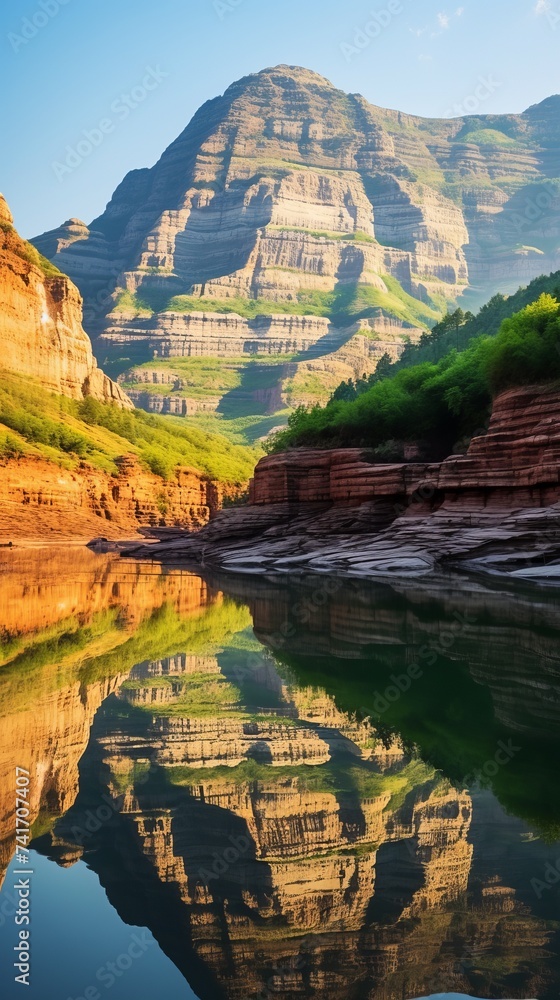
[1,0,557,237]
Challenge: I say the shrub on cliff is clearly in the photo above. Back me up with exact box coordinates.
[268,294,560,455]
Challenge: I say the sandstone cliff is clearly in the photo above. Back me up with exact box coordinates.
[0,195,252,540]
[0,194,130,406]
[0,546,221,882]
[0,453,236,540]
[43,611,557,1000]
[3,547,558,998]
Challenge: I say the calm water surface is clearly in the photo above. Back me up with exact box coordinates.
[0,547,559,1000]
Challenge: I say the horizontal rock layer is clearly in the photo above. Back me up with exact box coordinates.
[0,454,238,540]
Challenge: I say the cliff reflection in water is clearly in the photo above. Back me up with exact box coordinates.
[1,549,560,1000]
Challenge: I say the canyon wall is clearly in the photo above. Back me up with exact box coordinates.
[0,193,248,541]
[0,453,237,540]
[0,547,220,882]
[250,382,560,508]
[2,548,558,998]
[0,194,130,407]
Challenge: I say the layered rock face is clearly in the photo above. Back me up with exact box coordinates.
[0,196,250,539]
[5,551,559,998]
[0,453,235,540]
[129,382,560,579]
[31,66,560,412]
[0,195,130,407]
[249,382,560,507]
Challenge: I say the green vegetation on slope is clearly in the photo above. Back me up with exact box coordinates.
[81,598,251,688]
[0,594,251,717]
[455,128,520,147]
[382,270,560,373]
[166,755,434,805]
[0,219,61,278]
[113,277,441,329]
[0,371,258,482]
[268,294,560,456]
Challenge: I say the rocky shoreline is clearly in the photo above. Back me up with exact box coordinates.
[120,382,560,584]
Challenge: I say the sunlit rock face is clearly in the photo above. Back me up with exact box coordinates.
[49,638,479,1000]
[47,658,551,1000]
[0,194,130,406]
[0,452,236,541]
[31,67,560,381]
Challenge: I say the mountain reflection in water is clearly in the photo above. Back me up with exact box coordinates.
[0,547,559,1000]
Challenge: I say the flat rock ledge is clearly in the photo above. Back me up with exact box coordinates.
[119,498,560,585]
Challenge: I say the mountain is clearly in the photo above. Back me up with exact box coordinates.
[0,193,129,406]
[32,65,560,417]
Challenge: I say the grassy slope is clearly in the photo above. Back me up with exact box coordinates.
[0,219,61,277]
[114,275,443,445]
[113,275,441,330]
[0,370,259,482]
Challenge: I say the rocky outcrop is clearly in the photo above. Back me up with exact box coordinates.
[46,618,558,1000]
[33,68,560,323]
[124,382,560,581]
[0,452,238,540]
[31,67,560,416]
[0,194,130,406]
[0,196,251,540]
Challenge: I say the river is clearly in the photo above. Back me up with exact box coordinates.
[0,547,558,1000]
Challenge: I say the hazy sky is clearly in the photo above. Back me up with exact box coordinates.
[1,0,558,236]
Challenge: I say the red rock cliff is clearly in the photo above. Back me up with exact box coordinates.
[0,193,130,406]
[250,383,560,510]
[131,382,560,580]
[0,453,237,540]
